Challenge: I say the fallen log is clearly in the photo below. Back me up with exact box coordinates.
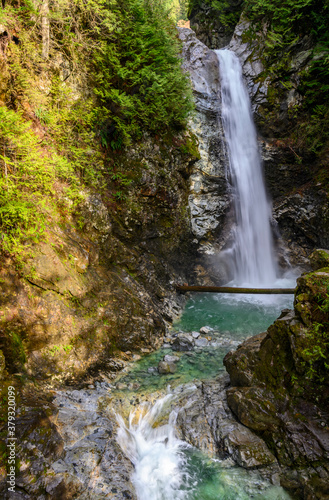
[176,285,295,294]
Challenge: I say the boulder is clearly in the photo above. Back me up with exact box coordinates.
[195,337,209,347]
[199,326,212,335]
[158,361,177,374]
[309,248,329,271]
[163,354,180,363]
[171,333,195,352]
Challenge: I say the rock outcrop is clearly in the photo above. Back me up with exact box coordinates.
[179,28,230,250]
[189,0,243,49]
[224,263,329,498]
[0,131,200,386]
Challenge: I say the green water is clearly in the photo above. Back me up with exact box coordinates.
[183,448,291,499]
[115,292,294,394]
[114,345,228,393]
[175,292,293,336]
[115,292,294,500]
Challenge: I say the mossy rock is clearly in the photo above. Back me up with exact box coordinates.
[309,249,329,271]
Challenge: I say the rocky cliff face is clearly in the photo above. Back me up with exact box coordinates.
[179,28,229,249]
[0,133,200,386]
[189,0,243,49]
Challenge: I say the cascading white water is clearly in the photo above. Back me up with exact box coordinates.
[215,49,277,287]
[116,395,190,500]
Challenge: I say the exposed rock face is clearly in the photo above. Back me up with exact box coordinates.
[224,267,329,499]
[189,0,243,49]
[0,383,137,499]
[179,28,230,249]
[176,374,280,476]
[228,19,269,111]
[272,187,329,267]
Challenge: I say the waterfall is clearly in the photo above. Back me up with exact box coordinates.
[215,49,277,287]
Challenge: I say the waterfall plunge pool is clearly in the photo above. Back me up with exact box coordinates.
[114,287,295,394]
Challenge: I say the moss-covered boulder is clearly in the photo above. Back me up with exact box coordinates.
[309,249,329,271]
[224,267,329,498]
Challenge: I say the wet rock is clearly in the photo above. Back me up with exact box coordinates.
[179,28,230,246]
[200,326,212,335]
[191,331,200,339]
[158,361,177,374]
[163,354,180,363]
[176,374,279,473]
[194,337,209,347]
[45,388,137,500]
[171,333,195,352]
[224,427,277,468]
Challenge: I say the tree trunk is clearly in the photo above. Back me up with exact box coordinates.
[41,0,49,59]
[176,285,295,294]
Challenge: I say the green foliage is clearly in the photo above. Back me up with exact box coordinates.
[160,0,189,21]
[48,343,73,356]
[299,287,329,384]
[238,0,329,159]
[92,0,194,147]
[301,320,329,383]
[0,0,194,257]
[0,107,52,251]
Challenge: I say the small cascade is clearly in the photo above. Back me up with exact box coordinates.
[215,49,277,287]
[116,395,190,500]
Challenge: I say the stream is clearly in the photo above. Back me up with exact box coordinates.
[113,290,295,500]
